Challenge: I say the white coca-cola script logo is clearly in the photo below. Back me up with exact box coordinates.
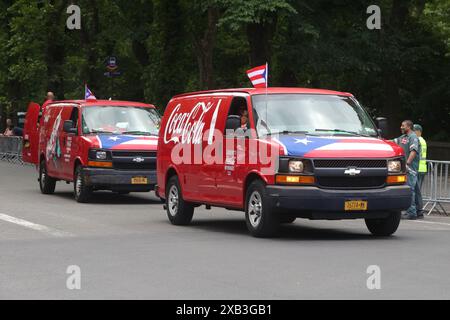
[164,99,221,145]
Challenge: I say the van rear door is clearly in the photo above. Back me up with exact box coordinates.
[22,102,41,165]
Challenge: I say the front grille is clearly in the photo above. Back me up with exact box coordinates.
[316,176,386,189]
[314,159,387,168]
[112,150,156,171]
[112,151,157,157]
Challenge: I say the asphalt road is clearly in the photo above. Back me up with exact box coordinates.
[1,161,450,300]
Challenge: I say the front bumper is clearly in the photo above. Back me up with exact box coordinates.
[266,185,411,220]
[82,167,156,192]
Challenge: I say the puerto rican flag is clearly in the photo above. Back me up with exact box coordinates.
[85,85,97,100]
[95,135,158,150]
[246,63,268,88]
[273,136,397,158]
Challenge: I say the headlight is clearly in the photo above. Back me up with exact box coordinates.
[88,149,111,161]
[289,160,304,173]
[95,151,107,160]
[388,160,401,172]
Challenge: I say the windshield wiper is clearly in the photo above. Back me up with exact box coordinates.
[265,130,310,136]
[88,130,115,134]
[315,129,372,137]
[122,131,158,136]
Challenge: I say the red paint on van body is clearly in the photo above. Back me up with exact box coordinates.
[157,87,411,220]
[23,99,160,196]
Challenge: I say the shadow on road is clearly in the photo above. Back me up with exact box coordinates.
[51,191,162,205]
[189,219,393,241]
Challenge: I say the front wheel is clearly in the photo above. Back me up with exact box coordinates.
[74,166,92,203]
[365,211,401,236]
[39,160,56,194]
[166,176,194,225]
[245,180,279,237]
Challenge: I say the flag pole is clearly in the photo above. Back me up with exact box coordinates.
[265,62,269,134]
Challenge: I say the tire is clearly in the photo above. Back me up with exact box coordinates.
[245,180,280,237]
[166,176,194,225]
[280,215,296,224]
[74,166,92,203]
[365,211,401,236]
[116,191,130,195]
[39,160,56,194]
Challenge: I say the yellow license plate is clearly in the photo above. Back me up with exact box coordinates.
[131,177,148,184]
[345,200,368,211]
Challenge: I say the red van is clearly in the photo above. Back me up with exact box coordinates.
[156,88,411,237]
[23,99,160,202]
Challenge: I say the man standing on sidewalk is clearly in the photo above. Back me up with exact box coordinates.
[393,120,421,220]
[414,124,427,218]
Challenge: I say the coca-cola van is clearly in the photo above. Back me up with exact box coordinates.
[23,99,160,202]
[156,88,411,237]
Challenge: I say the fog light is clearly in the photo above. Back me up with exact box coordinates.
[88,161,113,168]
[386,175,407,184]
[276,175,315,185]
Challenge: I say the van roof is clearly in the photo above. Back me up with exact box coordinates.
[172,87,354,99]
[46,99,155,108]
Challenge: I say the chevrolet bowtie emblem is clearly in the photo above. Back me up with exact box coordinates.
[344,168,361,176]
[133,157,145,163]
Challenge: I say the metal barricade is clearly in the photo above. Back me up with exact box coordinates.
[0,136,24,164]
[422,160,450,215]
[421,161,434,202]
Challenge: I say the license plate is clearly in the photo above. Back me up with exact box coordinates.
[345,200,368,211]
[131,177,148,184]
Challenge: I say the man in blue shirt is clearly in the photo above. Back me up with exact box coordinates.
[393,120,421,220]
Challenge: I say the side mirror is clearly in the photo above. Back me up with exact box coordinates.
[63,120,77,134]
[375,117,388,138]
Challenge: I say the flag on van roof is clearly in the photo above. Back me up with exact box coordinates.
[85,85,97,100]
[246,63,268,88]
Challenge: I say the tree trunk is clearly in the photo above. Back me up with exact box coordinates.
[193,7,219,90]
[380,0,411,138]
[46,0,68,99]
[80,0,100,90]
[246,14,277,67]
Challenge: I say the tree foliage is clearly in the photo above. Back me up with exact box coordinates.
[0,0,448,140]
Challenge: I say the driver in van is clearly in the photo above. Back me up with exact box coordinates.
[239,105,249,130]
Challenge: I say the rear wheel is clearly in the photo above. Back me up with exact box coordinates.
[74,166,92,203]
[365,211,401,236]
[39,160,56,194]
[245,180,279,237]
[166,176,194,225]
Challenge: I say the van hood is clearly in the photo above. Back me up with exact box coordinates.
[273,135,401,158]
[86,134,158,151]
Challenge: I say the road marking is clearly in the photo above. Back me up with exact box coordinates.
[412,220,450,227]
[0,213,73,237]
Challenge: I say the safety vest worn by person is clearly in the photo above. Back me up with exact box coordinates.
[418,136,427,173]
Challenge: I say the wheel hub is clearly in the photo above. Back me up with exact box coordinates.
[248,191,263,228]
[168,185,179,217]
[76,174,82,196]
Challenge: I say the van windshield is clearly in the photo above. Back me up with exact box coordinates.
[82,106,160,136]
[251,94,378,137]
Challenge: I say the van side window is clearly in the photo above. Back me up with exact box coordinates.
[69,107,79,130]
[225,97,249,136]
